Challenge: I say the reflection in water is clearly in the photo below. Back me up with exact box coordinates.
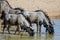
[0,33,54,40]
[45,34,54,40]
[1,34,54,40]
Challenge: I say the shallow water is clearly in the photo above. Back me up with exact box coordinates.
[0,19,60,40]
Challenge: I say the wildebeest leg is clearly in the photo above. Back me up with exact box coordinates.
[45,26,49,33]
[2,20,7,34]
[7,24,10,34]
[37,24,40,33]
[39,25,41,33]
[37,23,40,33]
[15,24,20,34]
[3,24,6,33]
[36,23,38,33]
[18,25,21,35]
[39,21,42,33]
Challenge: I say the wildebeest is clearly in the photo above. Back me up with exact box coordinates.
[34,10,54,34]
[1,11,34,36]
[14,8,54,34]
[0,0,35,36]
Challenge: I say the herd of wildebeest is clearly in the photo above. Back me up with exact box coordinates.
[0,0,54,36]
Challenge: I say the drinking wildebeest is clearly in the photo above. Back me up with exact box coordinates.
[17,14,34,36]
[34,10,54,34]
[1,11,34,36]
[14,8,54,34]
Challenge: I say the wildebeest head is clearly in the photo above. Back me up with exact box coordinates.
[48,24,54,34]
[26,27,34,36]
[21,24,34,36]
[43,19,54,34]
